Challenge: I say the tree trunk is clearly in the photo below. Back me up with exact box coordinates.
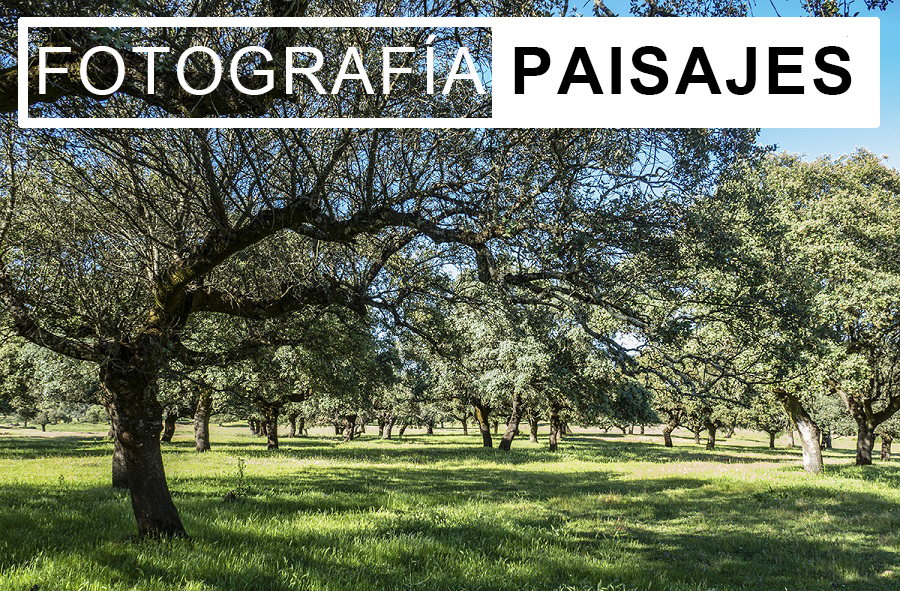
[705,422,717,451]
[498,394,522,451]
[382,416,395,440]
[788,428,795,448]
[342,415,357,442]
[723,425,735,439]
[693,427,701,445]
[640,425,645,435]
[160,412,177,443]
[821,427,832,451]
[297,416,305,436]
[528,414,539,443]
[628,424,634,435]
[334,423,342,436]
[248,420,258,436]
[398,422,407,437]
[855,419,876,466]
[101,364,186,538]
[881,434,893,462]
[288,412,298,438]
[778,391,824,475]
[193,388,212,452]
[461,414,468,435]
[768,431,776,449]
[472,401,493,448]
[107,403,128,489]
[662,422,675,448]
[426,420,434,435]
[548,406,561,452]
[264,404,280,450]
[492,420,499,435]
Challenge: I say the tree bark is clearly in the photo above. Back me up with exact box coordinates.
[382,416,395,440]
[498,393,522,451]
[425,420,434,435]
[193,388,212,452]
[472,400,493,448]
[778,391,824,475]
[881,434,893,462]
[528,414,539,443]
[768,431,776,450]
[693,427,701,445]
[101,364,186,538]
[398,422,407,437]
[297,416,305,436]
[788,428,795,448]
[492,420,499,435]
[107,403,128,489]
[705,422,717,451]
[461,414,468,435]
[628,424,634,435]
[160,412,177,443]
[342,415,357,442]
[640,425,645,435]
[855,419,876,466]
[548,405,562,452]
[288,412,298,438]
[723,425,735,439]
[662,422,675,448]
[821,427,832,451]
[264,404,280,450]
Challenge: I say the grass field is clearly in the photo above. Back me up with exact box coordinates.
[0,424,898,591]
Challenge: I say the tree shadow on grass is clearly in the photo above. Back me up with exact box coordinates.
[0,435,111,459]
[2,435,899,591]
[5,468,896,591]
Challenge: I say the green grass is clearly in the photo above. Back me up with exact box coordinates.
[0,426,898,591]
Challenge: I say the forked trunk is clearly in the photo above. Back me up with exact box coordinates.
[855,420,876,466]
[498,393,522,451]
[382,417,395,440]
[548,406,561,452]
[342,415,357,442]
[778,391,824,475]
[193,388,212,452]
[160,412,177,443]
[102,364,186,538]
[881,434,893,461]
[472,400,493,448]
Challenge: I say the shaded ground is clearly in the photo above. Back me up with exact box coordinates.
[0,426,897,591]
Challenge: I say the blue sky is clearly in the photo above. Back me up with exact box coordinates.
[755,3,899,161]
[589,2,898,162]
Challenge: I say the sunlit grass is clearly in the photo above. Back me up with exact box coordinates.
[0,425,897,591]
